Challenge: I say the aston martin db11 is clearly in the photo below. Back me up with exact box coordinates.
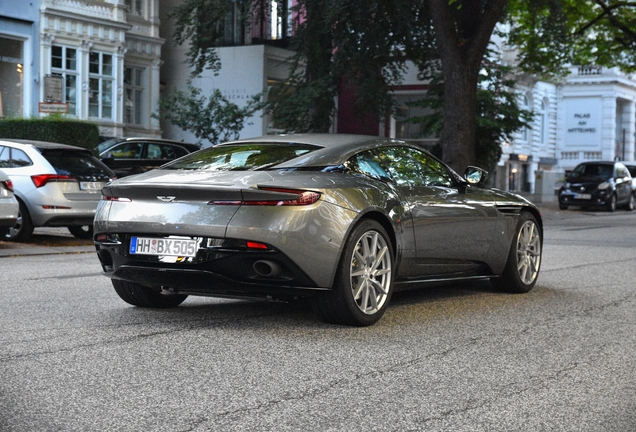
[94,134,543,326]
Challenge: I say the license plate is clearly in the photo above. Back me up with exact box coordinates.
[574,193,591,200]
[130,237,198,257]
[80,181,106,191]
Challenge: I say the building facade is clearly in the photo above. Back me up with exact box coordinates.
[158,0,295,145]
[0,0,41,119]
[1,0,164,139]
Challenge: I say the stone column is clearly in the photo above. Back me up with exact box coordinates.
[602,96,617,160]
[621,101,635,162]
[149,58,163,133]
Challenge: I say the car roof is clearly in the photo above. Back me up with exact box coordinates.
[99,137,201,152]
[227,133,378,148]
[0,138,90,152]
[220,134,426,167]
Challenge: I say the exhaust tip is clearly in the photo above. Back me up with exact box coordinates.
[253,260,282,278]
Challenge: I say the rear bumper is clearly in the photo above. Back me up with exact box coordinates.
[94,236,326,301]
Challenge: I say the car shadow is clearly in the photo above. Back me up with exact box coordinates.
[107,278,528,329]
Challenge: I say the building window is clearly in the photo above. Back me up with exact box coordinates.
[392,93,435,146]
[521,93,531,142]
[124,66,144,125]
[50,46,77,115]
[88,52,113,119]
[0,37,24,118]
[125,0,143,16]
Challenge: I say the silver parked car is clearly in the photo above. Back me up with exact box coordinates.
[94,134,543,326]
[0,169,19,237]
[0,139,116,242]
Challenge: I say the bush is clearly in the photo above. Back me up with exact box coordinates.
[0,117,100,153]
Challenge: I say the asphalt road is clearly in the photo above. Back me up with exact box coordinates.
[1,205,635,431]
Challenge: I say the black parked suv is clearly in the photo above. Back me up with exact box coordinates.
[559,161,634,212]
[97,137,201,178]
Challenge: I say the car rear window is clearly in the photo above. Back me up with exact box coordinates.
[41,150,114,180]
[162,143,318,171]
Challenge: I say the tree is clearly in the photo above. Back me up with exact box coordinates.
[157,85,261,145]
[268,0,511,172]
[410,48,534,175]
[507,0,636,77]
[165,0,636,167]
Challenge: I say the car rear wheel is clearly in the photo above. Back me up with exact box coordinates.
[5,199,34,242]
[558,203,568,210]
[112,279,188,308]
[492,212,542,294]
[67,225,94,239]
[314,220,394,326]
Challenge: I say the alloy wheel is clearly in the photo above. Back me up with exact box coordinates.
[516,220,541,285]
[349,230,392,315]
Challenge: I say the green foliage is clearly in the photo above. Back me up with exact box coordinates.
[507,0,636,76]
[0,117,100,152]
[156,84,262,145]
[408,51,533,174]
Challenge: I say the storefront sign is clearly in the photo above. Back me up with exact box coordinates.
[564,98,601,146]
[39,102,69,113]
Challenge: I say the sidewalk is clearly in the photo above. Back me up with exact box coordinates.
[0,227,94,258]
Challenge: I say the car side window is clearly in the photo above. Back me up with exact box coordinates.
[0,146,9,168]
[10,148,33,167]
[110,142,142,159]
[347,146,453,187]
[147,143,163,160]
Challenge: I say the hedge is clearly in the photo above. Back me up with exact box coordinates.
[0,117,100,153]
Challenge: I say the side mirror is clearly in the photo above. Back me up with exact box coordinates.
[464,166,489,186]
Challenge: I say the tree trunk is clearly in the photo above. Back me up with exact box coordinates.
[428,0,508,173]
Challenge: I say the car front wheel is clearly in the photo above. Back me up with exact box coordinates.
[607,194,617,212]
[624,193,635,211]
[314,220,394,326]
[492,212,542,294]
[112,280,188,308]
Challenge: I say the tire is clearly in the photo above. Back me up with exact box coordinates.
[558,203,568,210]
[5,199,34,242]
[314,220,394,326]
[112,279,188,308]
[624,193,635,211]
[492,212,542,294]
[68,225,94,239]
[606,194,616,212]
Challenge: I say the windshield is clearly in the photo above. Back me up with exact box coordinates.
[97,138,120,154]
[161,143,319,171]
[569,163,613,180]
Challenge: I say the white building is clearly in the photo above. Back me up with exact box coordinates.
[557,65,636,171]
[158,0,295,145]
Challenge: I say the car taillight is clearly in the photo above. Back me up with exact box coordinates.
[1,179,13,192]
[101,195,132,202]
[31,174,75,188]
[209,188,321,206]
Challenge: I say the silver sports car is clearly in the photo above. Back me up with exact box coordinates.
[94,134,542,326]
